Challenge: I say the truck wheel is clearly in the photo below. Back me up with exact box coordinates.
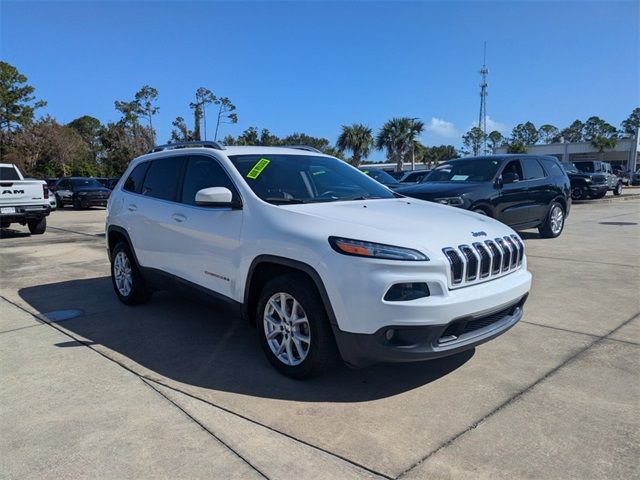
[613,183,622,196]
[571,188,583,200]
[538,202,565,238]
[256,273,338,379]
[27,217,47,235]
[73,198,83,210]
[110,241,152,305]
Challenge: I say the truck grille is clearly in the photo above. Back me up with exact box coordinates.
[442,235,524,288]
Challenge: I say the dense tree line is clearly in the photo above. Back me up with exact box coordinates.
[463,108,640,156]
[2,61,637,178]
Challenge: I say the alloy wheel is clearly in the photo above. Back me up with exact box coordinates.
[550,205,564,235]
[263,292,311,366]
[113,251,133,297]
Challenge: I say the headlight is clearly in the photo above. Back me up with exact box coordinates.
[329,237,428,261]
[584,178,591,183]
[77,191,88,195]
[434,196,464,206]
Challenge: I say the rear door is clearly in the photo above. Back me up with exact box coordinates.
[496,159,530,226]
[169,155,244,298]
[56,179,73,205]
[521,157,550,223]
[132,155,187,274]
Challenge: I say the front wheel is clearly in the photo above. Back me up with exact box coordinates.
[538,202,565,238]
[27,216,46,235]
[257,274,338,379]
[613,183,622,196]
[110,242,152,305]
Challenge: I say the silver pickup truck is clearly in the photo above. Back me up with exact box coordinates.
[0,163,50,234]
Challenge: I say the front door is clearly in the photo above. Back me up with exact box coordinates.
[495,159,531,226]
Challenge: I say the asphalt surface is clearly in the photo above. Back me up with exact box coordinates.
[1,200,639,479]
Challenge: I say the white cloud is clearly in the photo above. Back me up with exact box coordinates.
[469,116,508,134]
[424,117,459,139]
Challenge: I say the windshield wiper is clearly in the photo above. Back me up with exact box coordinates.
[264,197,309,205]
[344,195,386,201]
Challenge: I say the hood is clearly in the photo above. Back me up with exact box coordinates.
[75,186,111,194]
[279,198,515,255]
[395,181,485,199]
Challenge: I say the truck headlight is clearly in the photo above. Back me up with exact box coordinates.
[434,196,464,206]
[329,237,428,261]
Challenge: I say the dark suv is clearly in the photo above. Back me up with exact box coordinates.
[55,177,111,209]
[396,155,571,238]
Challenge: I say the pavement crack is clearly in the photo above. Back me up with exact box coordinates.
[520,320,640,346]
[395,310,640,479]
[525,254,638,269]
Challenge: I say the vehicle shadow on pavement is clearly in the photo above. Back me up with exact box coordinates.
[19,277,474,403]
[0,228,33,239]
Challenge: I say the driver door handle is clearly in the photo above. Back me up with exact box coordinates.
[172,213,187,223]
[127,204,137,212]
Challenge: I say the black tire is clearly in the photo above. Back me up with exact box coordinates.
[256,273,338,379]
[613,182,622,196]
[27,216,46,235]
[110,241,152,305]
[571,188,583,201]
[538,202,565,238]
[472,207,490,216]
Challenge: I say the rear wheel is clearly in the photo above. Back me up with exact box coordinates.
[538,202,565,238]
[256,273,337,379]
[110,241,152,305]
[27,216,46,235]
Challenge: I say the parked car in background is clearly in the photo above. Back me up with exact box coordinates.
[0,163,50,234]
[106,177,120,190]
[561,162,609,200]
[573,161,622,196]
[106,142,531,378]
[396,155,571,238]
[48,189,57,210]
[399,170,430,184]
[45,178,59,192]
[55,177,111,209]
[612,167,630,186]
[632,169,640,186]
[359,168,403,189]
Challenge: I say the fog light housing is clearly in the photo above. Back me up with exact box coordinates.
[383,282,430,302]
[385,329,395,341]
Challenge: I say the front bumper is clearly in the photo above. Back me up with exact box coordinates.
[77,195,109,207]
[0,204,51,224]
[334,294,527,367]
[572,185,607,198]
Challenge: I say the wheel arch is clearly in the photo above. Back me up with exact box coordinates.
[107,226,141,267]
[243,255,338,328]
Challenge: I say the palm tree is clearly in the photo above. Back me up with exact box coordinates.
[336,124,373,166]
[375,117,424,171]
[590,135,618,160]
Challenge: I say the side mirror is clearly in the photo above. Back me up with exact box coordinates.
[502,172,520,184]
[195,187,241,209]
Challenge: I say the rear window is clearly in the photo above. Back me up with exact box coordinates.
[0,166,20,181]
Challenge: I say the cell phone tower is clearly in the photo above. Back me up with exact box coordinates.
[478,42,489,154]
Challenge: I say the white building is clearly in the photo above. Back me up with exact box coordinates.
[495,132,639,172]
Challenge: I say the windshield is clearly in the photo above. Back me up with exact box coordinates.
[71,178,103,188]
[362,169,398,185]
[228,154,396,204]
[424,158,502,183]
[574,162,595,173]
[562,162,578,173]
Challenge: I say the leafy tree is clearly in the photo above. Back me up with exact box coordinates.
[67,115,103,161]
[336,123,373,166]
[621,107,640,135]
[537,124,559,144]
[259,128,281,146]
[0,61,47,159]
[583,116,617,141]
[376,117,424,171]
[559,119,585,143]
[590,135,617,159]
[506,141,527,153]
[189,87,216,140]
[462,126,486,156]
[283,132,332,152]
[423,145,457,167]
[134,85,159,140]
[510,122,538,145]
[170,116,193,142]
[213,97,238,141]
[487,130,504,152]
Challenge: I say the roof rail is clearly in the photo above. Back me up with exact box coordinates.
[147,141,226,154]
[282,145,322,154]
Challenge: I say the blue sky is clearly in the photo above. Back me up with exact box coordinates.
[2,1,638,159]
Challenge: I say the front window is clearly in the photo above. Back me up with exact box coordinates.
[228,154,395,204]
[424,158,502,183]
[574,162,595,173]
[562,162,578,173]
[70,178,103,189]
[363,169,397,185]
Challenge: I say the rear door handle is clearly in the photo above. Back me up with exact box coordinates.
[127,204,138,212]
[172,213,187,223]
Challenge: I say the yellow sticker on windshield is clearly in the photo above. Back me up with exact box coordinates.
[246,158,270,179]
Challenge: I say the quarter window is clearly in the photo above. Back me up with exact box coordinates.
[522,158,546,180]
[542,159,564,176]
[141,157,185,201]
[123,162,149,194]
[180,156,238,205]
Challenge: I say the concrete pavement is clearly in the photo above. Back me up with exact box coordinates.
[1,200,638,479]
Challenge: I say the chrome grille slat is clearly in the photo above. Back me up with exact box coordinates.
[444,235,525,289]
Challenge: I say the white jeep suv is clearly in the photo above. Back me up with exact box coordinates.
[106,142,532,378]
